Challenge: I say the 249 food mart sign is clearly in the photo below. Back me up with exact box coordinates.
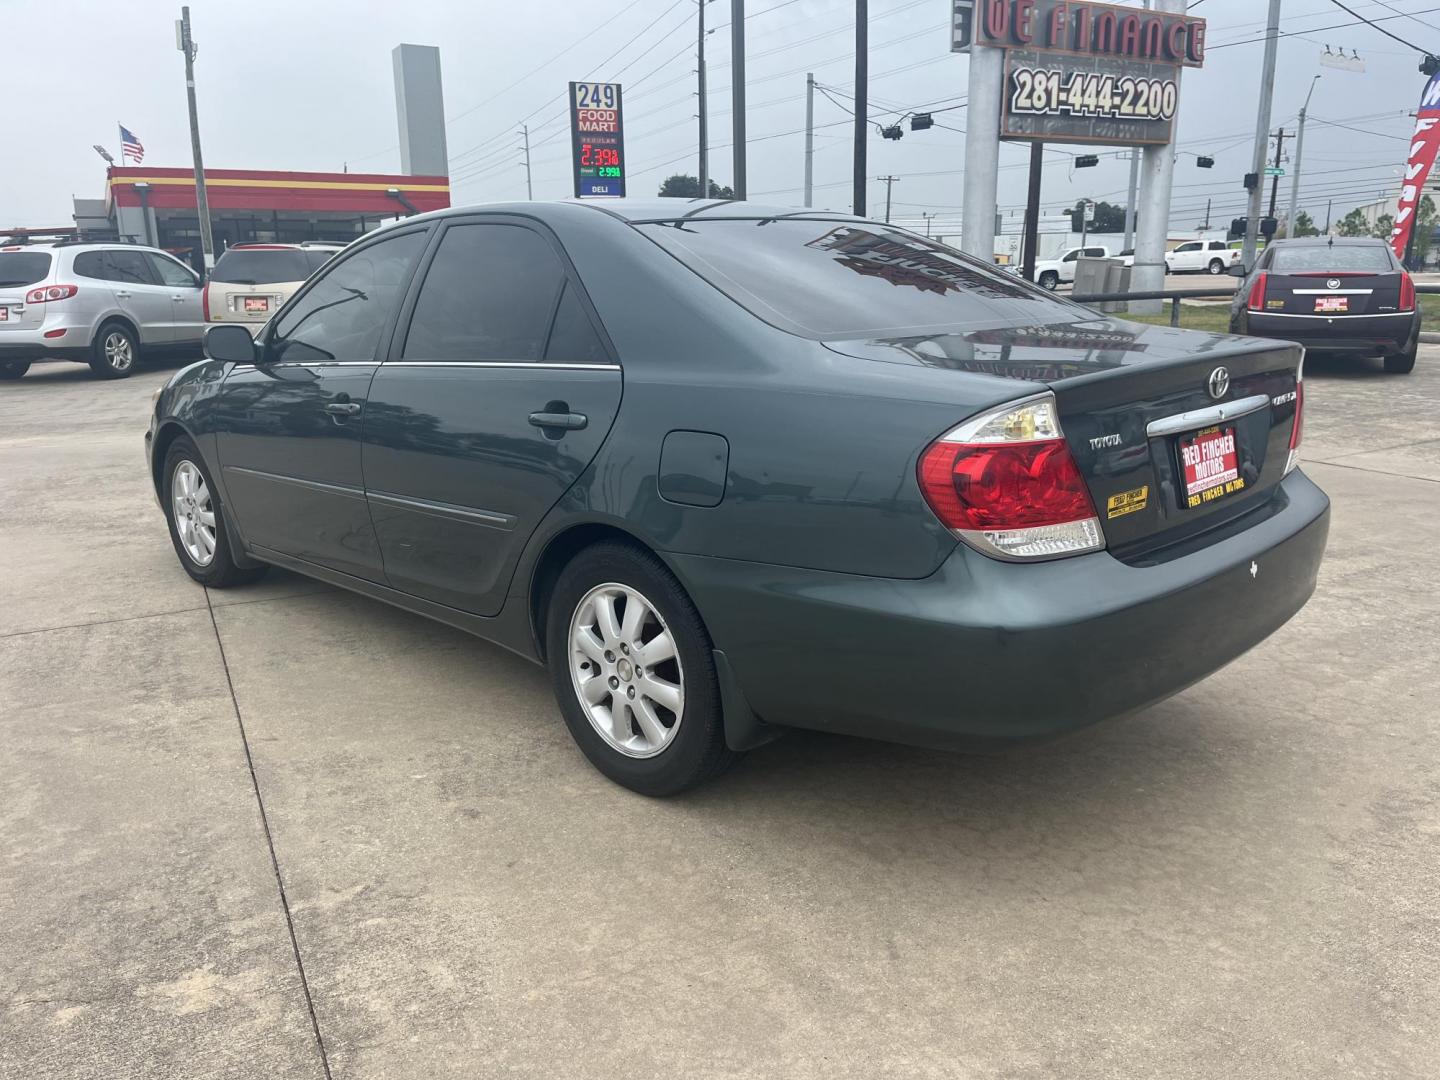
[960,0,1207,146]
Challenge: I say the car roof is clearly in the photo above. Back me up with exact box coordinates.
[390,197,869,230]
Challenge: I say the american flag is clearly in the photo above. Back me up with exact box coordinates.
[119,125,144,164]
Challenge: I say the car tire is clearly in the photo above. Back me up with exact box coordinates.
[90,321,140,379]
[0,360,29,380]
[162,436,268,588]
[1038,271,1059,291]
[545,541,739,796]
[1207,258,1225,275]
[1384,344,1417,374]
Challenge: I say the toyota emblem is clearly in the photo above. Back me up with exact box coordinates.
[1207,366,1230,399]
[1327,278,1341,290]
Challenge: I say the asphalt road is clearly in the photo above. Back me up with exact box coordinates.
[2,349,1437,1079]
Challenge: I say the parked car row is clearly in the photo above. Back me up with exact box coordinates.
[0,240,342,379]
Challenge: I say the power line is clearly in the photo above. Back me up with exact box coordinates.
[1324,0,1434,51]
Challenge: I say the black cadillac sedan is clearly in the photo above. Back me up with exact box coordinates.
[146,200,1329,795]
[1229,236,1420,373]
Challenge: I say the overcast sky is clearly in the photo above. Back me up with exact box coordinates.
[2,0,1434,232]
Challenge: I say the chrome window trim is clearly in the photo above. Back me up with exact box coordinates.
[1248,310,1413,320]
[1145,393,1271,439]
[1290,288,1374,295]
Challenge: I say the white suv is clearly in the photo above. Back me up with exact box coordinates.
[0,242,204,379]
[205,243,342,336]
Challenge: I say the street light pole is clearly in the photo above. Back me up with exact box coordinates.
[1286,75,1320,236]
[177,6,215,271]
[521,124,533,199]
[803,72,815,207]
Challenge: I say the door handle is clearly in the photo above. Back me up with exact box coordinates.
[172,295,187,302]
[325,402,362,417]
[115,291,131,299]
[528,411,588,431]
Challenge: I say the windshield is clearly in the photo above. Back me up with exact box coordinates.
[0,252,53,288]
[638,218,1087,338]
[1270,245,1395,273]
[211,249,315,285]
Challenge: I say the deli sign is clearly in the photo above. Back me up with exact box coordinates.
[975,0,1206,67]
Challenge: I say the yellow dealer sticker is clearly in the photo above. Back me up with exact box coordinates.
[1107,485,1149,519]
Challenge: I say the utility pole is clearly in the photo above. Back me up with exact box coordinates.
[1325,198,1334,234]
[1242,0,1283,270]
[962,41,1004,258]
[1131,0,1186,313]
[1204,197,1212,231]
[521,124,533,200]
[731,0,746,199]
[853,0,867,217]
[1021,141,1044,282]
[922,211,933,236]
[1268,127,1290,219]
[698,0,709,199]
[176,6,215,271]
[803,72,815,207]
[1123,149,1140,250]
[878,175,899,222]
[1286,75,1320,235]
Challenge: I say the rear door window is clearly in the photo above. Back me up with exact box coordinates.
[72,252,109,280]
[639,219,1088,338]
[0,252,54,287]
[103,250,158,286]
[401,223,566,361]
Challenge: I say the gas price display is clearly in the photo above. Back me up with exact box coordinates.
[569,81,626,197]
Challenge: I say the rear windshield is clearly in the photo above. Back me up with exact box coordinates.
[1270,245,1394,273]
[0,252,53,288]
[211,249,316,285]
[638,219,1085,337]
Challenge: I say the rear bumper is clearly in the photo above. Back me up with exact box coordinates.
[0,340,89,363]
[668,470,1329,750]
[1240,311,1419,353]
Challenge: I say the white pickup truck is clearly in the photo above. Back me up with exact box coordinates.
[1164,239,1240,275]
[1033,245,1112,290]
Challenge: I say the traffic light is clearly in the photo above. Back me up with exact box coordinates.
[1075,154,1099,168]
[909,113,933,131]
[1260,216,1279,237]
[1230,218,1248,239]
[1422,54,1440,76]
[1244,173,1260,191]
[1196,156,1214,169]
[881,124,904,141]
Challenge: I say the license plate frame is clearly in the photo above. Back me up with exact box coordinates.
[243,297,270,314]
[1178,424,1244,510]
[1314,296,1348,313]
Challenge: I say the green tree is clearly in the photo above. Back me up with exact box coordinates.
[1065,199,1127,233]
[1373,212,1395,241]
[1292,210,1319,237]
[1336,209,1370,237]
[658,174,735,199]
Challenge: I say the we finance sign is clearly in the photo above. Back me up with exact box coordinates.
[569,82,626,198]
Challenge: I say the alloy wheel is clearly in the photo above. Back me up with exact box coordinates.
[104,330,134,372]
[171,460,216,567]
[568,582,685,758]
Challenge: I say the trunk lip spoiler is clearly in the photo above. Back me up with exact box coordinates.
[1145,393,1271,439]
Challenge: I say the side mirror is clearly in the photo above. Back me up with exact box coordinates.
[204,324,258,365]
[1227,263,1248,278]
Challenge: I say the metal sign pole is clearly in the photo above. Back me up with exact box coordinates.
[961,41,1003,259]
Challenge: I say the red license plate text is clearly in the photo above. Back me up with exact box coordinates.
[1180,425,1243,509]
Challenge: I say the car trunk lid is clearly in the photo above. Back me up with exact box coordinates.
[824,318,1303,562]
[1257,270,1405,318]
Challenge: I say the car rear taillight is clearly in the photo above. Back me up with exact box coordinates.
[917,393,1104,561]
[1246,272,1268,312]
[202,282,210,321]
[24,284,78,303]
[1399,272,1416,312]
[1285,354,1305,476]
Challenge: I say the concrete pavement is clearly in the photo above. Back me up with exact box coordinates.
[2,351,1437,1079]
